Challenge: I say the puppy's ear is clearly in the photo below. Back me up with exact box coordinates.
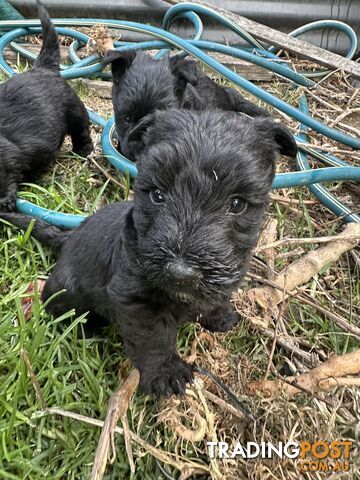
[169,55,198,86]
[181,84,202,109]
[102,50,136,77]
[271,123,297,158]
[128,115,154,144]
[257,119,297,158]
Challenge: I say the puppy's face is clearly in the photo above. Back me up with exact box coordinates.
[103,51,178,159]
[132,110,297,304]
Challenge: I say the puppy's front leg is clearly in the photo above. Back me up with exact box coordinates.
[122,317,194,397]
[198,301,240,333]
[77,281,193,397]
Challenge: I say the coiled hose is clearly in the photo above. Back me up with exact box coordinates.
[0,2,359,228]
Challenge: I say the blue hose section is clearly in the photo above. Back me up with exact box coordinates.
[296,95,360,223]
[270,20,358,78]
[163,3,265,51]
[156,10,204,59]
[0,5,357,228]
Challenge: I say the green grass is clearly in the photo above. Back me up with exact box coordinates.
[0,298,140,478]
[70,81,90,102]
[18,154,127,213]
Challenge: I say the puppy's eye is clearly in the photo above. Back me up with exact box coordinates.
[125,116,130,123]
[228,197,248,215]
[150,188,165,205]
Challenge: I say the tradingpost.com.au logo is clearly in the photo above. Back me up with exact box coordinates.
[207,440,353,472]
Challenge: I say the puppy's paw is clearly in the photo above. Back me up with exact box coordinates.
[73,141,93,158]
[0,194,16,212]
[140,356,194,397]
[198,310,239,332]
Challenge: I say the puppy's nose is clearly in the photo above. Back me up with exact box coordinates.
[166,261,201,283]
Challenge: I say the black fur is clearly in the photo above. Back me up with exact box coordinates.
[103,51,268,160]
[0,109,297,396]
[169,55,270,117]
[0,0,93,212]
[102,50,177,159]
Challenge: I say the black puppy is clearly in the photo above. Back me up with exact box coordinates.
[103,50,268,159]
[0,109,297,396]
[0,0,93,211]
[103,50,177,159]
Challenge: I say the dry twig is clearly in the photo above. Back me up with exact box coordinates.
[297,294,360,341]
[258,218,278,280]
[262,327,318,368]
[202,390,247,420]
[248,223,360,313]
[330,107,360,127]
[269,193,319,205]
[121,415,135,474]
[90,369,140,480]
[88,153,124,189]
[248,349,360,398]
[256,231,360,252]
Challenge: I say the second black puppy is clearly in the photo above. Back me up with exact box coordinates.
[0,109,297,396]
[103,50,177,159]
[0,0,93,211]
[103,50,268,160]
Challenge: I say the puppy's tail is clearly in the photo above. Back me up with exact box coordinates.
[34,0,60,70]
[0,212,70,249]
